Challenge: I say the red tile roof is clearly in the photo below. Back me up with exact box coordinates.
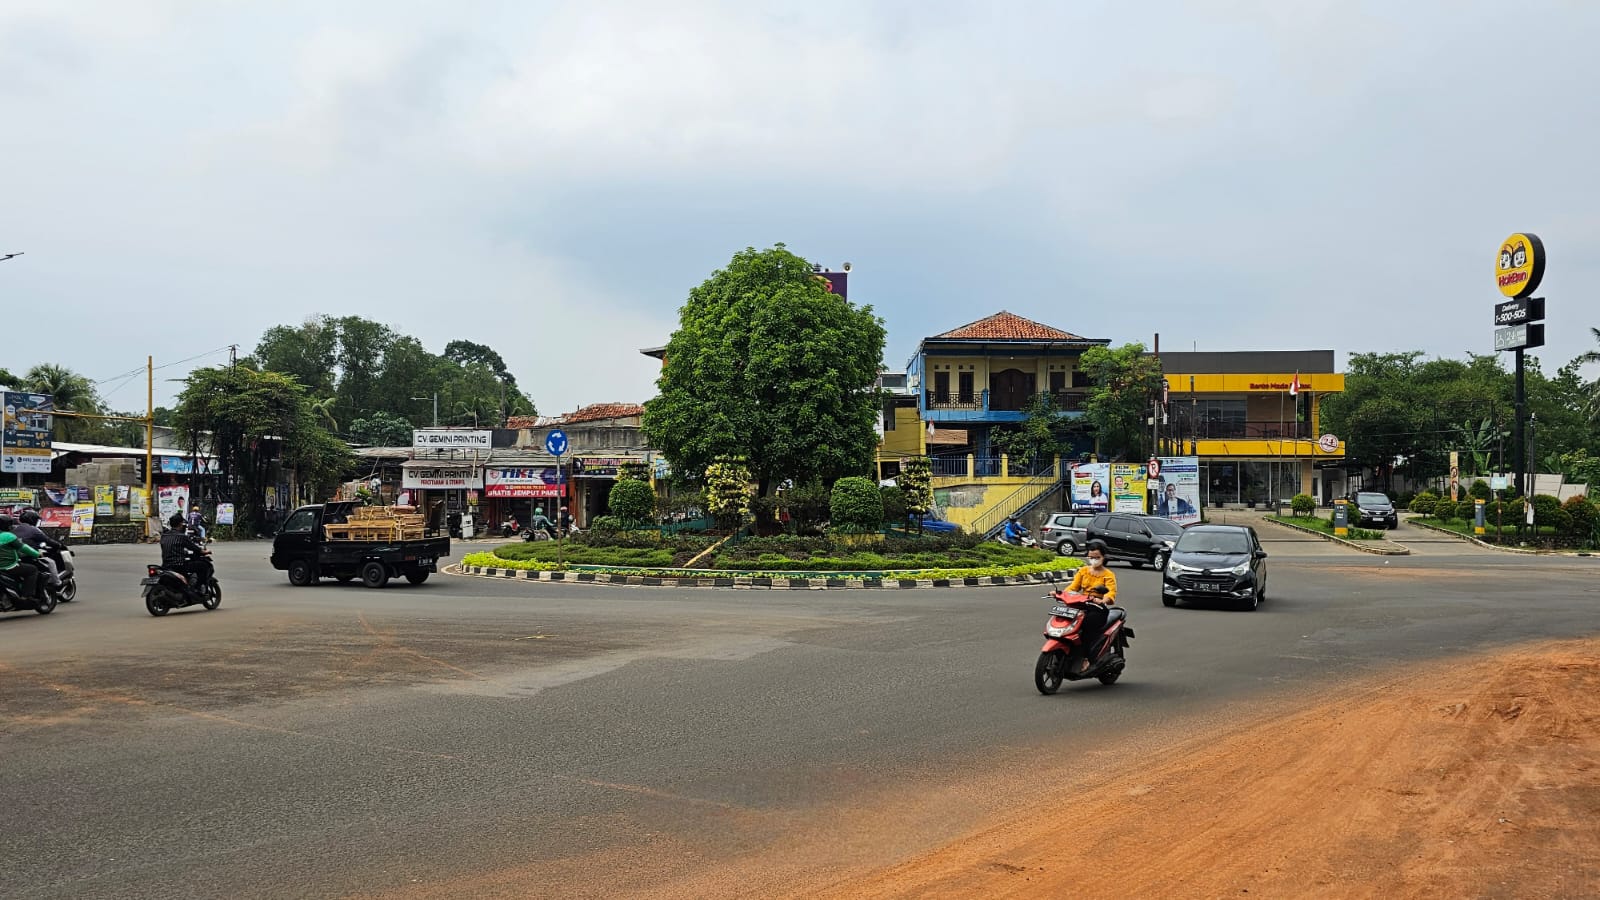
[932,311,1086,341]
[560,403,645,424]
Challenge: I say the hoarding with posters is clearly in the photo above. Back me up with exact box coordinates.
[1110,463,1148,514]
[1070,463,1110,511]
[1153,456,1202,527]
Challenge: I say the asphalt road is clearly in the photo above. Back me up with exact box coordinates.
[3,534,1597,898]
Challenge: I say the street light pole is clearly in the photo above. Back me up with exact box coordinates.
[412,393,438,428]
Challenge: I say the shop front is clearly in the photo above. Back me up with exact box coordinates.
[571,455,644,525]
[401,461,484,535]
[482,466,568,533]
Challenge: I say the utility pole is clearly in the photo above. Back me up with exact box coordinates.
[229,344,238,368]
[412,393,438,428]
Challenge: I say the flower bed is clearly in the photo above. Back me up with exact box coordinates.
[1271,515,1387,541]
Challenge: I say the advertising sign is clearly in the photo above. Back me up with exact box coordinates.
[116,485,130,503]
[1495,232,1545,299]
[130,487,150,519]
[216,503,235,525]
[1474,499,1486,535]
[412,429,492,450]
[94,485,115,517]
[1110,463,1147,514]
[159,456,221,475]
[157,485,190,521]
[1333,499,1349,536]
[1494,296,1545,326]
[401,464,484,490]
[485,467,566,498]
[573,457,631,479]
[70,503,95,537]
[0,487,36,505]
[1069,463,1110,511]
[815,269,848,300]
[2,391,54,474]
[40,507,72,529]
[1153,456,1202,526]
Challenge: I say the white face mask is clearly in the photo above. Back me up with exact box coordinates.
[1087,556,1104,569]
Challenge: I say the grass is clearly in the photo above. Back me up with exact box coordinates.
[1271,514,1387,541]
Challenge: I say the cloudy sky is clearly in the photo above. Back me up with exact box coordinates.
[4,0,1599,416]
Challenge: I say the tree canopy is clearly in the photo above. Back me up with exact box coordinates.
[1079,343,1164,461]
[641,245,886,493]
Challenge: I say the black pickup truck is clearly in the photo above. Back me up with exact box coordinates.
[270,502,450,588]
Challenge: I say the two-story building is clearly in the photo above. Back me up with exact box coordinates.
[1158,350,1347,507]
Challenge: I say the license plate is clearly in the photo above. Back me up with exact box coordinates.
[1199,583,1219,592]
[140,577,159,586]
[419,558,435,567]
[1050,605,1080,618]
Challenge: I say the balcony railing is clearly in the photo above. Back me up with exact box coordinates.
[925,390,1087,414]
[930,454,1059,480]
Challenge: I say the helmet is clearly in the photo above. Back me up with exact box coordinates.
[0,515,13,531]
[18,510,40,526]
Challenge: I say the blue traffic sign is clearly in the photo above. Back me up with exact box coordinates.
[545,429,568,456]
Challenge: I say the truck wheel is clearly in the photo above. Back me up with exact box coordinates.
[361,562,390,589]
[287,560,317,587]
[404,571,430,585]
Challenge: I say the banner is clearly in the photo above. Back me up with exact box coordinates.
[1070,463,1110,511]
[116,485,130,503]
[94,485,115,517]
[130,487,150,519]
[485,466,566,498]
[216,503,235,525]
[1111,463,1148,514]
[70,503,95,537]
[412,429,492,450]
[1154,456,1202,527]
[401,464,484,490]
[159,456,221,475]
[0,487,36,505]
[157,485,190,521]
[2,391,54,473]
[41,507,72,529]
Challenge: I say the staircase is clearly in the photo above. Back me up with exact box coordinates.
[972,466,1065,539]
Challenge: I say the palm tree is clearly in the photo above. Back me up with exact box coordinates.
[308,396,340,434]
[1576,326,1600,425]
[23,363,102,442]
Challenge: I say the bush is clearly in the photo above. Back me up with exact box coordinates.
[1409,492,1439,516]
[1530,495,1570,533]
[703,459,752,528]
[1562,495,1597,540]
[879,485,908,525]
[783,480,832,533]
[829,477,884,531]
[1468,479,1492,501]
[1290,493,1316,516]
[589,515,624,532]
[1395,491,1416,509]
[608,479,656,524]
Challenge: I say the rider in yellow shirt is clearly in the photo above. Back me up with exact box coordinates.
[1065,542,1117,673]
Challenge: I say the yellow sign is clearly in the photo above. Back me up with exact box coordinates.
[1495,232,1544,298]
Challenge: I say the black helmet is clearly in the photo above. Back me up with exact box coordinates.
[18,509,40,526]
[0,515,13,531]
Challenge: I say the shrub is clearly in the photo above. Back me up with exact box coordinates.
[1561,495,1597,539]
[608,478,657,524]
[703,459,752,528]
[783,480,832,533]
[1409,492,1439,516]
[1290,493,1316,516]
[1468,479,1492,501]
[1395,491,1415,509]
[589,515,624,532]
[879,485,909,525]
[829,477,884,531]
[1528,494,1568,533]
[899,456,933,515]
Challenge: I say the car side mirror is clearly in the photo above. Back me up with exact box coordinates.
[1254,550,1268,559]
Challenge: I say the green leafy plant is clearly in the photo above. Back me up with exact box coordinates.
[1561,495,1597,540]
[1530,494,1570,533]
[829,477,883,531]
[1290,493,1316,517]
[703,458,752,529]
[608,479,656,525]
[1468,479,1492,501]
[879,485,908,526]
[1409,492,1439,516]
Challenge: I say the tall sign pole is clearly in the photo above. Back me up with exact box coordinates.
[1492,233,1546,498]
[545,429,569,568]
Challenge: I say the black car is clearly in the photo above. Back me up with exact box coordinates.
[1085,513,1185,568]
[1039,512,1095,556]
[1351,491,1399,529]
[1161,524,1268,610]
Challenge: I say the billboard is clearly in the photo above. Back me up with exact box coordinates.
[1069,463,1110,511]
[412,429,492,450]
[1153,456,1202,527]
[2,391,54,473]
[1110,463,1148,514]
[485,467,566,498]
[159,456,221,475]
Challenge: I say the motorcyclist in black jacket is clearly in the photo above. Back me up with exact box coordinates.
[161,513,213,589]
[13,510,65,592]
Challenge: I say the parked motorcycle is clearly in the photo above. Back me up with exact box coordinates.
[1033,577,1133,694]
[141,564,222,616]
[0,567,57,616]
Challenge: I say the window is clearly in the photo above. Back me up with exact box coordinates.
[957,371,974,403]
[1049,370,1066,393]
[282,509,317,534]
[1072,370,1091,388]
[933,371,950,403]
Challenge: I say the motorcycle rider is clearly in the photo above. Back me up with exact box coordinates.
[161,513,213,591]
[528,507,557,540]
[1064,541,1118,674]
[0,514,44,602]
[1003,515,1027,545]
[558,505,575,536]
[12,509,64,592]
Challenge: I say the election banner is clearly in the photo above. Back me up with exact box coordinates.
[1154,456,1202,526]
[94,485,115,517]
[216,503,235,525]
[130,487,150,519]
[70,503,96,537]
[157,485,190,521]
[1110,463,1148,514]
[1070,463,1110,511]
[40,507,73,529]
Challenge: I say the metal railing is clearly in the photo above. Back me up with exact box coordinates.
[925,389,1088,414]
[930,455,1050,479]
[972,468,1066,538]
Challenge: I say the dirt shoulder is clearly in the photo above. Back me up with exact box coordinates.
[823,638,1600,900]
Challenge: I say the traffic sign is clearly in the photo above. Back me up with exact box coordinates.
[544,429,568,456]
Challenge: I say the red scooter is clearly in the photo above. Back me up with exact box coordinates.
[1034,579,1133,694]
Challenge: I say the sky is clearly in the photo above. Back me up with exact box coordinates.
[4,0,1600,418]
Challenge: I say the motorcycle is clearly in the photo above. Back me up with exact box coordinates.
[1033,577,1133,694]
[0,566,57,616]
[43,545,77,602]
[141,563,222,616]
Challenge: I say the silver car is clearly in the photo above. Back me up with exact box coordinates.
[1039,512,1096,556]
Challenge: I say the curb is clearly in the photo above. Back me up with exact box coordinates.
[1403,517,1549,555]
[446,564,1069,590]
[1260,516,1411,556]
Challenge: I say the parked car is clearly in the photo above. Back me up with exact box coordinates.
[1351,491,1399,529]
[1085,513,1185,568]
[1039,512,1096,556]
[1161,524,1269,610]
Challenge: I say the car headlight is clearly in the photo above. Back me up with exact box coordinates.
[1166,559,1183,575]
[1229,562,1250,576]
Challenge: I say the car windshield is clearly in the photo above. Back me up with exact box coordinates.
[1176,531,1251,554]
[1147,518,1184,537]
[1357,493,1390,505]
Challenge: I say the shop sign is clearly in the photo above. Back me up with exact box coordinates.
[0,487,36,505]
[412,429,492,450]
[573,457,631,478]
[1317,433,1340,453]
[1495,232,1544,298]
[402,465,484,490]
[1245,379,1312,392]
[485,467,566,497]
[159,456,221,475]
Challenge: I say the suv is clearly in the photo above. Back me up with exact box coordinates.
[1351,491,1398,529]
[1161,524,1269,610]
[1085,513,1186,568]
[1039,512,1095,556]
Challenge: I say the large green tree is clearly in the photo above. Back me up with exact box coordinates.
[171,365,349,529]
[642,245,886,494]
[1078,343,1164,461]
[993,392,1064,469]
[348,411,416,447]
